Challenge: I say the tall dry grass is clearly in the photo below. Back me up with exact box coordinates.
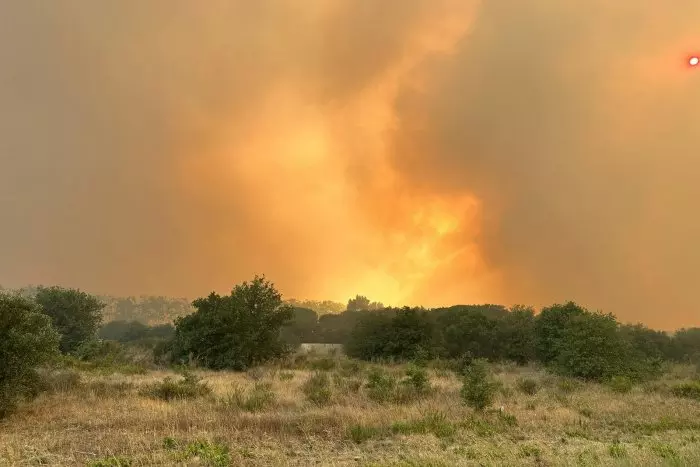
[1,360,700,466]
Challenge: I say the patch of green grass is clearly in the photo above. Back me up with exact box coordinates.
[223,382,276,412]
[366,368,397,403]
[309,357,336,371]
[391,411,456,439]
[139,372,211,401]
[519,444,542,459]
[557,377,582,394]
[168,439,231,467]
[87,456,132,467]
[608,442,627,458]
[608,376,633,394]
[348,424,386,444]
[650,443,680,464]
[671,381,700,400]
[302,372,332,406]
[461,412,516,437]
[516,377,539,395]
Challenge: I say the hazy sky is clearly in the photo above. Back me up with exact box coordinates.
[1,1,699,329]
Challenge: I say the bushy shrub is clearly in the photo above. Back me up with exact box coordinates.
[140,371,211,401]
[0,293,60,418]
[303,372,332,406]
[395,365,432,403]
[557,377,583,394]
[34,286,105,354]
[365,367,396,403]
[460,359,499,411]
[170,276,293,370]
[671,381,700,400]
[516,377,539,395]
[224,382,276,412]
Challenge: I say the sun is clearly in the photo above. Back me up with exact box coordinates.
[690,56,699,67]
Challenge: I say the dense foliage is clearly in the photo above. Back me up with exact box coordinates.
[170,276,293,370]
[34,286,105,353]
[341,300,693,381]
[0,293,60,417]
[99,320,175,343]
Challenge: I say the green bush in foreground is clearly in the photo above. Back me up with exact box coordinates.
[0,293,60,418]
[170,276,293,370]
[460,359,499,411]
[365,367,397,403]
[303,372,332,405]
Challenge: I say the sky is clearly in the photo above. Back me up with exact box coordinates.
[1,1,699,329]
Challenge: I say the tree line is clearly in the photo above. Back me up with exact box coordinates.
[2,277,700,417]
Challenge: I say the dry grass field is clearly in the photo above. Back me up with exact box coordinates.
[1,359,700,466]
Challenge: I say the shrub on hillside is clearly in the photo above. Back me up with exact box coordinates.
[0,293,60,418]
[170,276,293,370]
[35,286,105,354]
[460,359,499,411]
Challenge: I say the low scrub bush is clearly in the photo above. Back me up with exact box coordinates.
[671,381,700,400]
[609,442,627,458]
[223,382,276,412]
[348,424,385,444]
[365,368,396,403]
[391,411,456,439]
[140,371,211,401]
[309,357,337,371]
[460,359,499,411]
[303,372,332,406]
[516,377,539,395]
[39,369,82,394]
[557,377,583,394]
[165,439,231,467]
[608,376,634,394]
[394,365,432,403]
[87,456,132,467]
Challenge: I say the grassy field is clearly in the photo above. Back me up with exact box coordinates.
[1,358,700,466]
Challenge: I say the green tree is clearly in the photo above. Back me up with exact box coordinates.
[0,292,60,417]
[35,286,105,353]
[345,307,433,361]
[460,359,499,411]
[170,276,293,370]
[347,295,383,311]
[499,305,537,365]
[533,301,587,364]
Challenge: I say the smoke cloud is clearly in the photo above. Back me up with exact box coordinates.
[1,1,698,328]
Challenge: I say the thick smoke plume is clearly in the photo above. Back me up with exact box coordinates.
[1,1,699,328]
